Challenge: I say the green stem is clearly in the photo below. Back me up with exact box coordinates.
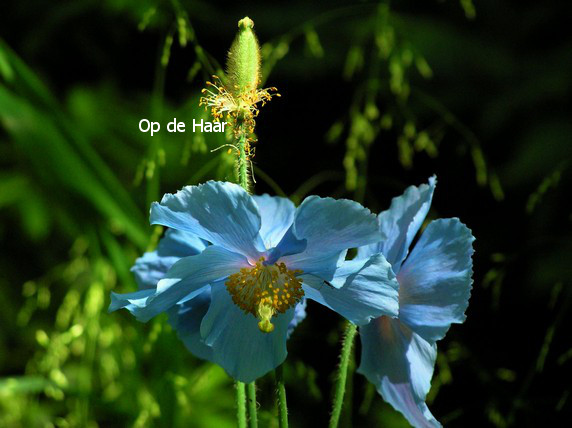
[236,381,247,428]
[343,348,355,427]
[275,365,289,428]
[329,322,358,428]
[237,130,250,192]
[246,382,258,428]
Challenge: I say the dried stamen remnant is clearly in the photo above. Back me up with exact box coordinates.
[199,75,279,139]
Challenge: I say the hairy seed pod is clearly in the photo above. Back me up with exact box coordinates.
[226,17,261,97]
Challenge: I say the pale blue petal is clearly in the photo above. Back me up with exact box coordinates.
[155,228,209,258]
[293,195,381,252]
[252,194,296,249]
[358,176,436,273]
[397,218,475,343]
[167,288,213,361]
[280,196,380,273]
[265,225,307,264]
[150,181,265,259]
[358,317,440,428]
[131,229,207,289]
[300,254,399,325]
[111,245,248,322]
[131,251,179,290]
[109,289,155,312]
[200,282,294,383]
[287,299,307,338]
[280,248,343,280]
[380,383,440,428]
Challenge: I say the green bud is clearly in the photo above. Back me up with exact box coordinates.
[227,17,261,96]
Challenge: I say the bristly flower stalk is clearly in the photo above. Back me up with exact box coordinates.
[200,17,279,192]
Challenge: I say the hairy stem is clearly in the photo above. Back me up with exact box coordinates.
[275,365,289,428]
[247,382,258,428]
[329,322,358,428]
[236,381,247,428]
[237,131,250,192]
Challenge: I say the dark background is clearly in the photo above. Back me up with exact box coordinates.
[1,0,570,426]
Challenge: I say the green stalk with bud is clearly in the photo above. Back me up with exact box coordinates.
[200,17,279,193]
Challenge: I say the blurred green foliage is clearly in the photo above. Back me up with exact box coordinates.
[1,0,570,427]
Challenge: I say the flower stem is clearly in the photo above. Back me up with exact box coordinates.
[236,381,247,428]
[246,382,258,428]
[329,322,358,428]
[275,365,289,428]
[237,131,250,192]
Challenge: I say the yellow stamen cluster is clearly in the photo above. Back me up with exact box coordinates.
[226,258,304,333]
[199,75,279,154]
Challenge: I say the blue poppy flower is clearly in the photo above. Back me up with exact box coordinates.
[355,177,475,428]
[109,181,400,382]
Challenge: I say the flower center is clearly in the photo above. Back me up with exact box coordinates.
[226,258,304,333]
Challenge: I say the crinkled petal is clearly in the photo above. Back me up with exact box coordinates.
[200,282,294,383]
[287,299,307,338]
[156,228,209,258]
[131,251,179,290]
[265,226,307,264]
[397,218,475,343]
[358,176,436,273]
[300,254,399,325]
[281,248,343,280]
[293,196,381,252]
[150,181,265,259]
[110,245,248,322]
[167,288,213,361]
[358,317,440,428]
[252,194,296,249]
[109,289,155,313]
[281,196,380,273]
[381,383,440,428]
[131,229,207,289]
